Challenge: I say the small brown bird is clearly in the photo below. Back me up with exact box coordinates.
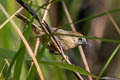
[51,29,87,50]
[16,14,87,52]
[16,0,87,53]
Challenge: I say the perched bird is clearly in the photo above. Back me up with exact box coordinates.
[16,0,87,53]
[50,28,87,50]
[16,14,87,52]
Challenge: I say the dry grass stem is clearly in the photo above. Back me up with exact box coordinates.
[62,1,93,80]
[42,0,52,21]
[0,7,23,30]
[61,1,76,32]
[99,0,120,35]
[107,13,120,35]
[27,0,52,77]
[28,0,53,76]
[0,4,44,80]
[34,0,52,56]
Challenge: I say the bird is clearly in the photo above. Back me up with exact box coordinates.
[16,14,88,53]
[16,0,88,53]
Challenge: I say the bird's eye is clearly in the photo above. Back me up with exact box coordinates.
[78,38,82,41]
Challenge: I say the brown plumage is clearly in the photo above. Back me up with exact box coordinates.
[16,14,87,52]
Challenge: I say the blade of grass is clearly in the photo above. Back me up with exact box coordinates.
[54,66,66,80]
[96,44,120,80]
[27,38,50,80]
[61,8,120,28]
[0,48,31,60]
[5,49,22,80]
[36,33,120,43]
[39,60,97,78]
[0,60,9,77]
[98,0,120,36]
[0,48,16,59]
[13,47,25,80]
[84,36,120,43]
[13,9,34,80]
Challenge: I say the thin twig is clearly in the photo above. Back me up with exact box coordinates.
[34,0,52,56]
[0,4,44,80]
[0,7,23,30]
[98,0,120,35]
[42,0,52,21]
[29,0,52,76]
[107,13,120,35]
[61,2,76,32]
[62,1,93,80]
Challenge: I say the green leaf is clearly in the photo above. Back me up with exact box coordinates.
[37,33,120,43]
[97,44,120,80]
[61,8,120,27]
[13,47,25,80]
[40,60,97,78]
[5,49,21,80]
[84,36,120,43]
[53,0,63,3]
[0,48,16,59]
[0,48,31,60]
[12,7,35,79]
[5,3,34,79]
[26,39,50,80]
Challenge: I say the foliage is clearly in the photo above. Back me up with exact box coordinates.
[0,0,120,80]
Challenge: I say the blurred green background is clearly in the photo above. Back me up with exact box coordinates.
[0,0,120,80]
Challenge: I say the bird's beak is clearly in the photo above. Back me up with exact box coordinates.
[82,38,88,45]
[77,40,88,46]
[82,41,88,45]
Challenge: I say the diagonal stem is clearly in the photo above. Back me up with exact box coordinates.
[62,1,93,80]
[34,0,52,56]
[0,4,44,80]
